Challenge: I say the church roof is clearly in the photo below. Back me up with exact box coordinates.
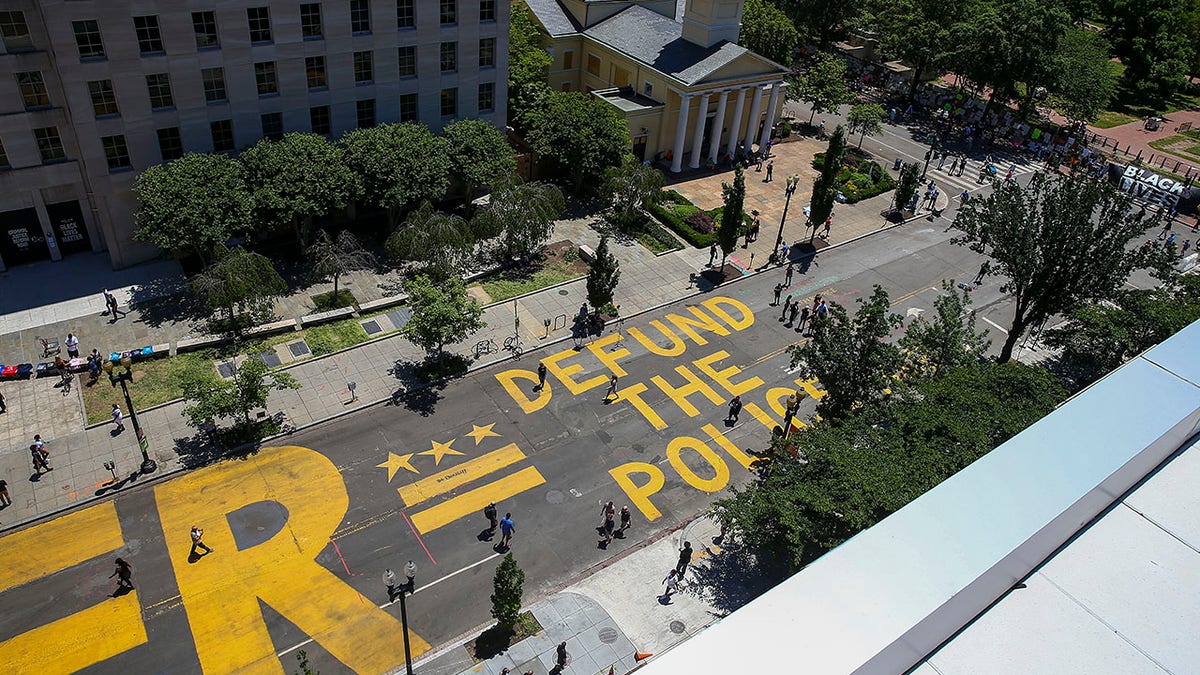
[523,0,581,36]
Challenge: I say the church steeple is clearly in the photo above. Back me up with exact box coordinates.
[681,0,743,48]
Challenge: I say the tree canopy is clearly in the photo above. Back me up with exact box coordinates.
[791,53,856,124]
[402,274,485,356]
[604,155,665,230]
[718,166,746,269]
[847,103,885,149]
[238,133,356,242]
[472,178,564,261]
[872,0,971,98]
[740,0,800,64]
[807,125,846,231]
[521,90,631,194]
[950,170,1158,363]
[1050,27,1118,123]
[340,123,451,228]
[585,235,621,310]
[442,119,516,198]
[306,230,376,301]
[191,246,288,333]
[181,356,300,429]
[133,152,254,262]
[1105,0,1198,103]
[386,202,474,280]
[508,0,552,118]
[900,280,991,377]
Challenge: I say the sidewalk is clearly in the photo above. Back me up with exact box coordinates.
[415,517,762,675]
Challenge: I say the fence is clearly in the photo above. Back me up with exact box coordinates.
[1083,130,1199,178]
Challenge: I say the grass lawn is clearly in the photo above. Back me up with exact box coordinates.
[1093,61,1200,128]
[80,352,216,424]
[475,241,588,302]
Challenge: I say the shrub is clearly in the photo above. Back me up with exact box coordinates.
[686,211,715,234]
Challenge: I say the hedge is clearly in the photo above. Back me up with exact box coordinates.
[647,190,754,248]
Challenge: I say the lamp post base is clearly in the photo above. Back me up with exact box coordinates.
[140,457,158,475]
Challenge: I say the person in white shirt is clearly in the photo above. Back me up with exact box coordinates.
[65,333,79,358]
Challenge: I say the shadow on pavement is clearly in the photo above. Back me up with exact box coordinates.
[686,541,786,617]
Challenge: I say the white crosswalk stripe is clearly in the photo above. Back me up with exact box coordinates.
[924,152,1041,195]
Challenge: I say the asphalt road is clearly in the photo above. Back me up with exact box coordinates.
[2,185,1107,675]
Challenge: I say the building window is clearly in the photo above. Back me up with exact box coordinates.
[146,73,174,109]
[0,11,35,52]
[306,56,327,89]
[255,61,278,96]
[585,53,600,76]
[351,0,371,33]
[397,0,414,29]
[478,82,494,113]
[192,11,219,49]
[479,37,495,68]
[133,16,164,54]
[480,0,496,22]
[440,0,457,24]
[399,93,417,122]
[88,80,119,117]
[310,105,331,135]
[300,3,323,39]
[261,112,283,140]
[613,66,630,88]
[563,50,574,69]
[72,20,105,59]
[157,127,184,161]
[440,87,457,117]
[440,42,457,72]
[398,45,416,77]
[247,7,272,43]
[0,138,9,168]
[34,127,65,162]
[354,51,374,84]
[643,81,653,97]
[202,67,227,103]
[16,72,50,109]
[357,99,375,128]
[101,135,131,170]
[211,119,235,151]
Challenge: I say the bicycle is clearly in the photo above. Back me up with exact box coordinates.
[503,335,523,356]
[473,339,498,358]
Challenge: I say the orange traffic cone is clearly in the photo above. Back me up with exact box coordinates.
[635,652,654,662]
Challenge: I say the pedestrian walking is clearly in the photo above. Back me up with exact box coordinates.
[556,641,570,667]
[727,395,742,424]
[0,388,6,414]
[677,541,693,576]
[784,263,794,288]
[956,156,966,177]
[750,214,761,242]
[708,242,717,266]
[780,295,792,321]
[756,152,765,171]
[1165,233,1177,249]
[1160,220,1174,239]
[780,242,790,263]
[0,478,10,507]
[405,560,417,591]
[765,161,774,182]
[618,505,632,535]
[603,374,619,402]
[383,568,399,602]
[105,290,127,320]
[110,558,134,590]
[601,509,615,545]
[660,569,680,602]
[484,501,499,532]
[111,404,125,432]
[102,288,115,316]
[65,333,79,358]
[499,512,516,548]
[190,525,214,555]
[535,362,548,391]
[1183,239,1192,255]
[788,302,799,326]
[937,151,947,170]
[599,500,616,529]
[31,445,50,474]
[795,305,811,333]
[974,260,992,285]
[772,283,783,306]
[823,216,832,238]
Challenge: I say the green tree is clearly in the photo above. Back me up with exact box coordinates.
[789,0,861,48]
[238,133,355,244]
[443,119,516,199]
[472,178,564,261]
[956,0,1070,112]
[1106,0,1196,103]
[789,285,904,418]
[1050,27,1117,123]
[585,235,621,310]
[894,161,920,213]
[807,125,846,233]
[306,230,376,304]
[713,360,1062,570]
[521,90,631,194]
[740,0,800,64]
[873,0,970,99]
[401,274,485,357]
[386,202,474,280]
[792,53,856,125]
[133,153,254,263]
[900,280,990,377]
[846,102,885,149]
[508,0,552,119]
[181,356,300,429]
[192,247,288,334]
[340,123,451,229]
[718,166,746,270]
[604,155,665,230]
[490,553,525,634]
[951,171,1157,363]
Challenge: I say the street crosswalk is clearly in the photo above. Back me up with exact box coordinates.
[921,150,1042,197]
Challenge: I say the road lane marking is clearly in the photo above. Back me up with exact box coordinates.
[410,466,547,534]
[982,317,1010,333]
[0,500,125,591]
[397,443,526,506]
[403,511,438,566]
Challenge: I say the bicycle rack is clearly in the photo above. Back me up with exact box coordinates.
[552,314,567,332]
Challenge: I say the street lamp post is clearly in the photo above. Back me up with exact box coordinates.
[921,132,938,179]
[398,583,414,675]
[773,174,801,263]
[103,355,156,475]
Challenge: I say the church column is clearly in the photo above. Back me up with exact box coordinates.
[688,92,711,169]
[725,88,747,157]
[759,82,783,149]
[671,94,692,173]
[743,85,765,153]
[708,90,730,164]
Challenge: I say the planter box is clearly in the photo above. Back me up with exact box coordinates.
[246,318,299,337]
[176,334,227,354]
[358,295,408,313]
[300,306,357,327]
